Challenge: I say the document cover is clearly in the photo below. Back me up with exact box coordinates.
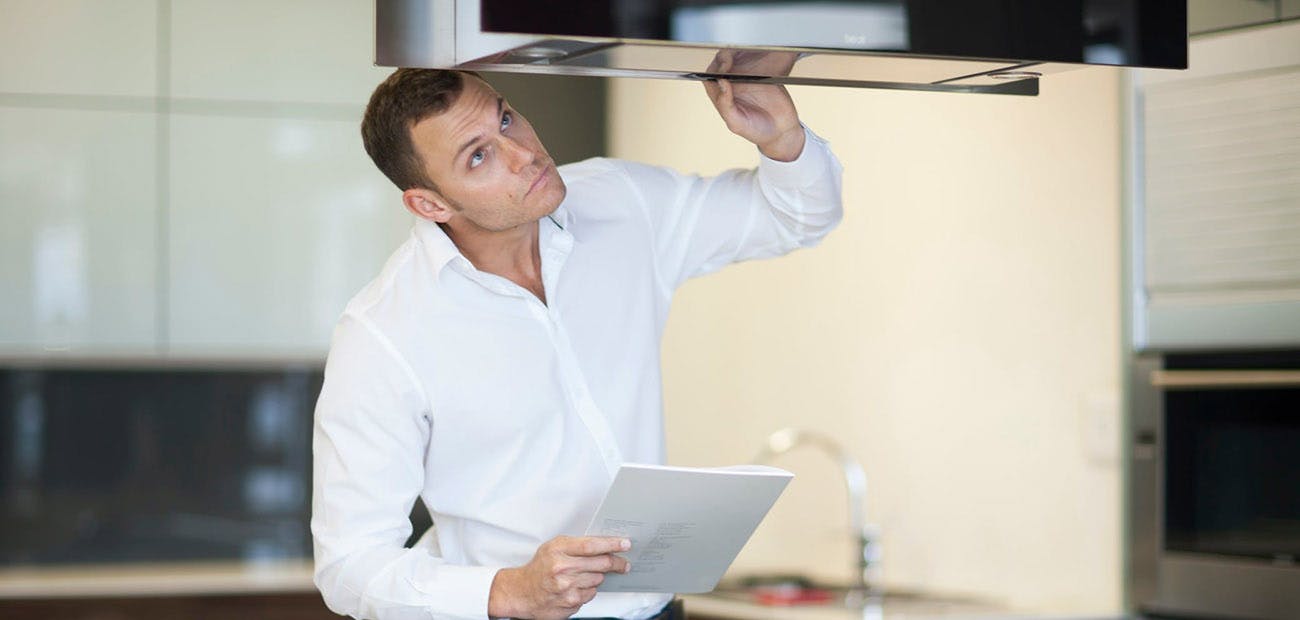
[584,463,794,593]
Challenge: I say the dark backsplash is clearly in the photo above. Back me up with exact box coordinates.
[0,365,323,566]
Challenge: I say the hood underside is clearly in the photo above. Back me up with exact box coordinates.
[376,0,1187,96]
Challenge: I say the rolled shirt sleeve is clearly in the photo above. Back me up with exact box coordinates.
[312,314,499,620]
[614,124,844,292]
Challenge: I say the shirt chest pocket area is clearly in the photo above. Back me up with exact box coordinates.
[425,315,572,450]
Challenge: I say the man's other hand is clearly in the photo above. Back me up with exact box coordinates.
[488,535,632,619]
[702,50,805,162]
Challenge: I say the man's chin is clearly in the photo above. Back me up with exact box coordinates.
[539,181,567,218]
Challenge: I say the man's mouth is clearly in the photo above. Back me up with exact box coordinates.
[527,165,550,196]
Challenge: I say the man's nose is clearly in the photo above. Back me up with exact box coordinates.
[501,136,534,172]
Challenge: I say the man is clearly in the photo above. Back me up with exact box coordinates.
[312,62,843,620]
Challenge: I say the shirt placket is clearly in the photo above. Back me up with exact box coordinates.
[455,222,626,480]
[534,224,625,479]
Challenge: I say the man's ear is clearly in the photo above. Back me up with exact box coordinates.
[402,187,455,224]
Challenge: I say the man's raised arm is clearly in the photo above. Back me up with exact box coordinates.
[612,51,844,292]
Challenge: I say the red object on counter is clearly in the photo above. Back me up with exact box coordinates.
[750,586,836,606]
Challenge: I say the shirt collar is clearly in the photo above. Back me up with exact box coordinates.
[414,217,465,281]
[413,202,573,283]
[546,201,571,232]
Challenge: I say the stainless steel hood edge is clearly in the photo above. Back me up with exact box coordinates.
[376,0,1187,96]
[375,0,1043,94]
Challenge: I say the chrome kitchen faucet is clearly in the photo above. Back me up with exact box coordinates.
[753,427,880,594]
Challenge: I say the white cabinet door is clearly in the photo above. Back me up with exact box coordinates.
[163,0,408,358]
[0,2,606,360]
[0,108,159,355]
[166,114,408,358]
[0,0,160,356]
[170,0,390,105]
[0,0,158,97]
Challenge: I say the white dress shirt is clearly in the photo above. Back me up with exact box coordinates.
[312,126,843,620]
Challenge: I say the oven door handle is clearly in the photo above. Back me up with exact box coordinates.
[1150,369,1300,389]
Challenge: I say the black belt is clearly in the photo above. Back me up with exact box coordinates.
[576,598,683,620]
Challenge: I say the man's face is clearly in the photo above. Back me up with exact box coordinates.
[408,76,566,234]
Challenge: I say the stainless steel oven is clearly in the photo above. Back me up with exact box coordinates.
[1128,351,1300,620]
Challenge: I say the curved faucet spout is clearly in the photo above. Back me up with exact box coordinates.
[752,427,877,592]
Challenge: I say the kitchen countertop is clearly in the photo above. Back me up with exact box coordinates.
[685,592,997,620]
[0,560,316,598]
[683,592,1132,620]
[0,563,1132,620]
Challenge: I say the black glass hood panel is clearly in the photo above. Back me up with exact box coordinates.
[481,0,1187,69]
[376,0,1186,94]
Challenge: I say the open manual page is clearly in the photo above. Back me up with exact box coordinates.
[583,463,793,594]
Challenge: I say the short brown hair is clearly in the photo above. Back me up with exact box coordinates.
[361,69,478,191]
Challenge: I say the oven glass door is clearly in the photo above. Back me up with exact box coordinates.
[1161,355,1300,563]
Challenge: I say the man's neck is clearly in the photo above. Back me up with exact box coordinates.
[445,219,547,304]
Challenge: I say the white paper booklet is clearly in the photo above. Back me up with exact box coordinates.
[583,463,794,594]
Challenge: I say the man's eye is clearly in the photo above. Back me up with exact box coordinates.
[470,150,485,168]
[501,112,512,130]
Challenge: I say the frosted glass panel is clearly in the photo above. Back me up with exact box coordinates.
[170,0,390,104]
[0,0,157,96]
[167,114,408,356]
[0,108,158,352]
[1143,66,1300,300]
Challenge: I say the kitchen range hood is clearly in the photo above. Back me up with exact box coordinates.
[376,0,1187,96]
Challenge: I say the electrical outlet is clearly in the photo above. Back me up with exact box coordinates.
[1081,390,1120,466]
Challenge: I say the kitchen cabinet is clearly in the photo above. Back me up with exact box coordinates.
[1133,19,1300,350]
[163,0,406,356]
[1283,0,1300,19]
[1189,0,1278,34]
[1,1,607,360]
[159,1,611,359]
[0,0,157,97]
[0,0,394,359]
[0,0,160,356]
[169,0,388,105]
[166,115,406,357]
[0,108,159,355]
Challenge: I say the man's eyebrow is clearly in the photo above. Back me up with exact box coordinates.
[452,97,505,164]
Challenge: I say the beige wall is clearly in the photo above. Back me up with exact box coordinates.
[608,68,1123,614]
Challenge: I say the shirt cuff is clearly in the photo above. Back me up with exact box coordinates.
[757,124,834,188]
[407,563,501,620]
